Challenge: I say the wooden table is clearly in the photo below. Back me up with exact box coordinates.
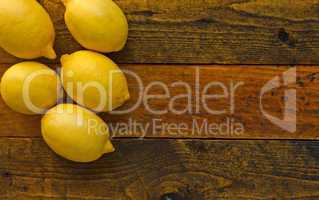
[1,0,319,199]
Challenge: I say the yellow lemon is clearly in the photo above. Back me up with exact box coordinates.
[41,104,114,162]
[0,0,56,59]
[0,62,61,115]
[62,0,128,53]
[61,50,130,112]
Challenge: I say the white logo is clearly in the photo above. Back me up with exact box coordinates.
[260,68,297,133]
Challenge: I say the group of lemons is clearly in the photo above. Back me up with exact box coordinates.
[0,0,130,162]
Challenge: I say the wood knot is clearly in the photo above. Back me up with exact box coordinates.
[278,28,295,47]
[278,28,289,43]
[2,171,11,177]
[160,193,188,200]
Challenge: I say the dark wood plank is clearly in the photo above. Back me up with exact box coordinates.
[0,64,318,139]
[1,0,319,64]
[1,138,319,199]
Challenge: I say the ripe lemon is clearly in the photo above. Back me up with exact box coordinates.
[61,50,130,112]
[41,104,115,162]
[62,0,128,53]
[0,0,56,59]
[0,62,61,115]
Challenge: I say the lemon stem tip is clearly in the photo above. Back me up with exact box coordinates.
[103,140,115,154]
[43,46,57,60]
[61,0,69,6]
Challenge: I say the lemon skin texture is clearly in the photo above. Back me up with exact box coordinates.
[41,104,115,162]
[61,50,130,112]
[0,62,61,115]
[0,0,56,59]
[63,0,128,53]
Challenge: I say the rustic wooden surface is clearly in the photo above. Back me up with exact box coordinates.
[0,0,318,64]
[0,64,318,139]
[2,138,319,199]
[1,0,319,199]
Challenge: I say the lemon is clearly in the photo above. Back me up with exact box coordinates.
[0,0,56,59]
[41,104,114,162]
[0,62,61,115]
[62,0,128,53]
[61,50,130,112]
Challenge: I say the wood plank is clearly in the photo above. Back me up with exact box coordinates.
[1,138,319,199]
[0,64,318,139]
[1,0,319,64]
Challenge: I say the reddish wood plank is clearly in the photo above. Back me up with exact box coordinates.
[0,64,318,139]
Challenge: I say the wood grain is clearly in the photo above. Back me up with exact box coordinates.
[1,0,319,64]
[0,1,318,199]
[0,64,318,139]
[2,138,319,199]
